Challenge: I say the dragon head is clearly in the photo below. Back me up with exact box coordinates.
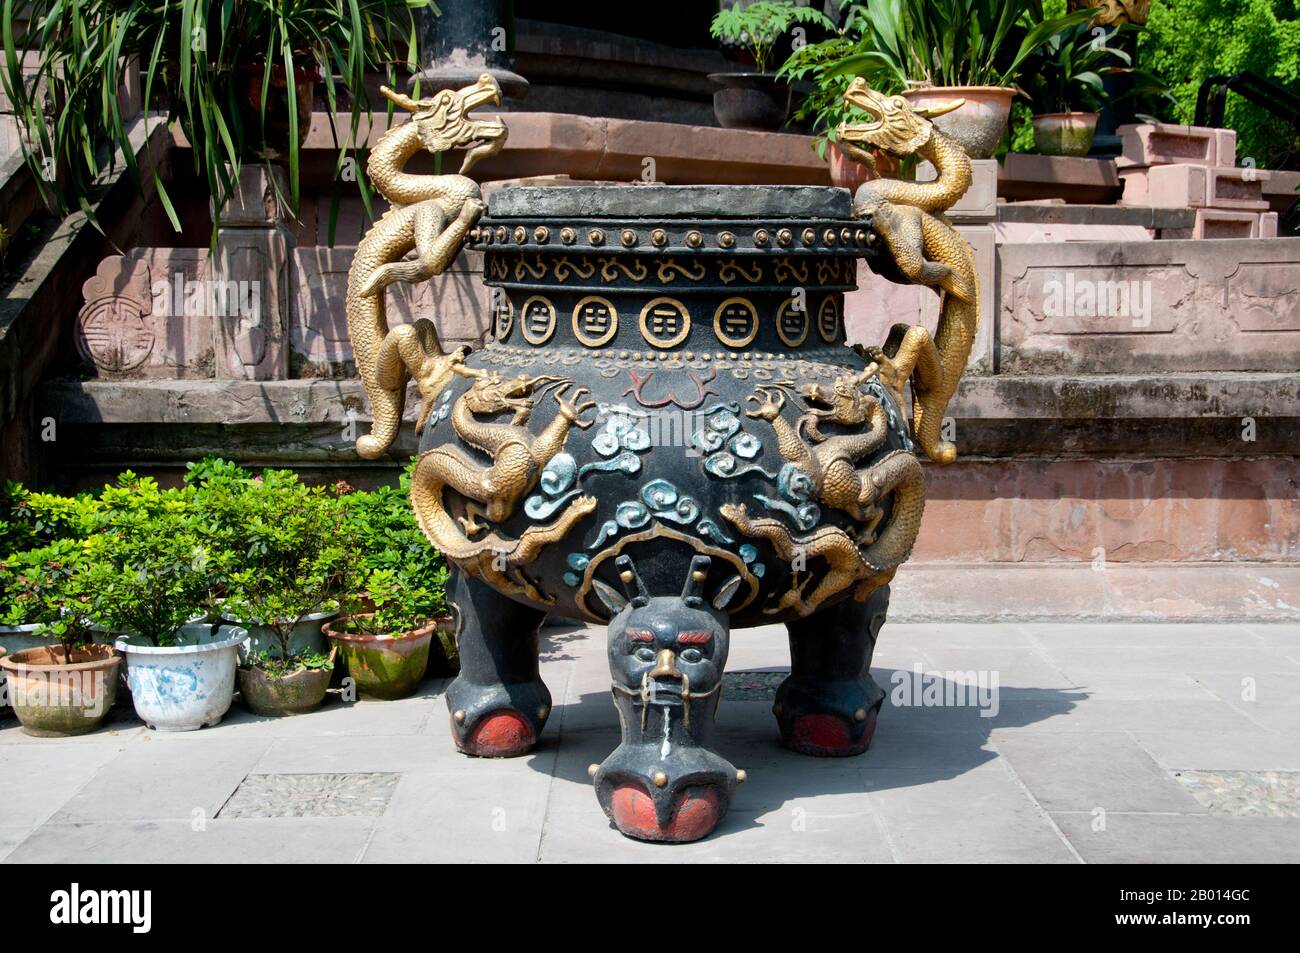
[381,73,507,174]
[453,366,565,422]
[836,78,963,158]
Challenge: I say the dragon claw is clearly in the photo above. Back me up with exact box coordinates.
[554,385,596,426]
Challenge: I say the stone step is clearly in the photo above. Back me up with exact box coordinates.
[1120,163,1269,211]
[1115,122,1236,169]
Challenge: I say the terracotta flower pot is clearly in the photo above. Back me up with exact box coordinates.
[0,644,120,737]
[1031,112,1099,157]
[707,72,792,130]
[826,140,901,195]
[234,63,319,162]
[238,649,335,717]
[901,85,1017,159]
[324,616,434,700]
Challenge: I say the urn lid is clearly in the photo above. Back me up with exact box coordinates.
[486,184,853,220]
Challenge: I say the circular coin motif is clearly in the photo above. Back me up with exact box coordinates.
[76,296,154,372]
[776,299,810,348]
[493,292,515,341]
[713,297,760,349]
[817,294,840,344]
[572,295,619,348]
[639,297,691,349]
[520,296,557,345]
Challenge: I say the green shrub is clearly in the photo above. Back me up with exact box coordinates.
[2,539,99,654]
[712,1,836,74]
[87,474,210,646]
[1,459,453,654]
[212,469,354,665]
[1,481,98,555]
[339,461,450,631]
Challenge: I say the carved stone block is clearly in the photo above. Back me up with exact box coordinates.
[998,237,1300,372]
[211,228,291,380]
[1116,123,1229,168]
[75,250,215,378]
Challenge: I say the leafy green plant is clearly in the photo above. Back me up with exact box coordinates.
[1018,22,1169,114]
[1,481,99,555]
[341,566,445,636]
[1,0,433,240]
[88,473,210,646]
[823,0,1092,90]
[779,4,876,154]
[253,650,333,678]
[216,469,354,667]
[3,539,100,656]
[711,1,836,74]
[338,463,450,634]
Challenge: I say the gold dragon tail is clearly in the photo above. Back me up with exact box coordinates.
[860,450,926,571]
[910,240,978,465]
[347,228,405,460]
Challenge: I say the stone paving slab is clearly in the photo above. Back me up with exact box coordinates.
[1,621,1298,863]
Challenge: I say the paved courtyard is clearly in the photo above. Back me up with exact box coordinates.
[3,620,1300,863]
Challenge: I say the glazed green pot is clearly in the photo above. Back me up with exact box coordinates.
[324,616,434,700]
[0,644,120,737]
[1031,112,1099,158]
[237,656,333,716]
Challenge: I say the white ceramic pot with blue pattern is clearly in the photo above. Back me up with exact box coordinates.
[115,624,248,731]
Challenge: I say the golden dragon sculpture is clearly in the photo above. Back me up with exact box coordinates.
[408,366,599,605]
[723,367,925,617]
[346,74,507,459]
[836,79,978,465]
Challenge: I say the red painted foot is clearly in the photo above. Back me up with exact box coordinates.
[786,708,877,757]
[457,710,536,757]
[609,784,725,843]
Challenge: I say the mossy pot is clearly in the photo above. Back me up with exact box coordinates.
[237,650,335,717]
[0,644,121,737]
[1031,112,1099,158]
[324,616,434,700]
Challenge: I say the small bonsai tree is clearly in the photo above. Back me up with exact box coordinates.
[711,1,835,74]
[219,469,354,674]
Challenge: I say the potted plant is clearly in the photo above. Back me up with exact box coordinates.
[93,474,247,731]
[217,470,352,716]
[325,567,442,700]
[1,484,103,679]
[340,467,457,675]
[824,0,1093,158]
[1019,22,1163,156]
[0,541,121,737]
[778,3,905,190]
[2,0,430,241]
[708,1,835,130]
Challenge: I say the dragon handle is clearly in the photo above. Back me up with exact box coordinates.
[345,75,507,459]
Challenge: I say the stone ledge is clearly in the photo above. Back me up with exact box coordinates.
[38,372,1300,425]
[999,154,1122,205]
[889,562,1299,623]
[996,202,1195,229]
[273,112,830,186]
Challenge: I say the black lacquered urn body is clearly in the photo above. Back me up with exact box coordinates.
[417,185,917,627]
